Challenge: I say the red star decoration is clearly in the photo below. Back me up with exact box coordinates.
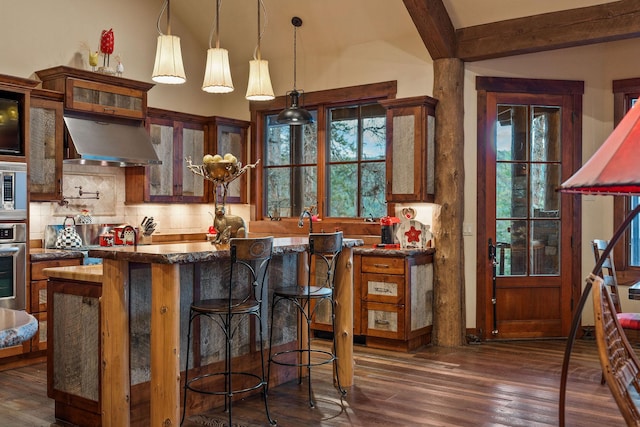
[404,226,422,243]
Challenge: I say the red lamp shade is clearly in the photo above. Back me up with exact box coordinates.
[560,103,640,195]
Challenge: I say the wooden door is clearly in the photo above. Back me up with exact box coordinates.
[476,79,583,340]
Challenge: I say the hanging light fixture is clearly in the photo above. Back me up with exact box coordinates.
[245,0,274,101]
[277,17,312,125]
[202,0,233,93]
[152,0,186,84]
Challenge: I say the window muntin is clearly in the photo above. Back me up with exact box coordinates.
[262,102,387,220]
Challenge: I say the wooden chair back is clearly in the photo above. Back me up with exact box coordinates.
[593,239,623,313]
[592,273,640,426]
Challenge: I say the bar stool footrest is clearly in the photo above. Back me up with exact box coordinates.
[185,371,265,396]
[270,348,336,368]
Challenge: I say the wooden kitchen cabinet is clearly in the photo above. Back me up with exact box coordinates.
[29,257,83,353]
[29,89,64,201]
[311,249,434,352]
[211,117,250,204]
[126,108,210,203]
[357,250,433,351]
[379,96,437,203]
[35,66,153,121]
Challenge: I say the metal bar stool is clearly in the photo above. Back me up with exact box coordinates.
[181,236,276,426]
[268,231,347,407]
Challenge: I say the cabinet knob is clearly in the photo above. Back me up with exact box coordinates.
[373,263,390,268]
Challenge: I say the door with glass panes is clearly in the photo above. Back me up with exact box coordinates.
[478,87,581,340]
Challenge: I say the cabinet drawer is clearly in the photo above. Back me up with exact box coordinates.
[360,256,404,275]
[30,279,48,313]
[363,302,405,340]
[31,258,82,280]
[362,273,404,304]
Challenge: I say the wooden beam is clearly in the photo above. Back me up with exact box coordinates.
[457,0,640,62]
[403,0,456,59]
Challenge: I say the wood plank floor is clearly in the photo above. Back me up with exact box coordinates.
[0,339,626,426]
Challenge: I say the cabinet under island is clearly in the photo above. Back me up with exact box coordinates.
[43,237,362,427]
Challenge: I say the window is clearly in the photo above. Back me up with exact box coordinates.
[612,79,640,274]
[253,82,396,221]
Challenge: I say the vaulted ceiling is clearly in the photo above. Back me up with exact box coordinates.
[171,0,635,64]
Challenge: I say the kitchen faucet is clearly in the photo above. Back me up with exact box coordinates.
[298,209,313,233]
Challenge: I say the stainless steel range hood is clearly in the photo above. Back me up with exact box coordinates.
[63,117,162,167]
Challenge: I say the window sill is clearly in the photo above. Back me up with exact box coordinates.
[249,218,381,241]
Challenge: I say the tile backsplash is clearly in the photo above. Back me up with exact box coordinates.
[29,164,250,242]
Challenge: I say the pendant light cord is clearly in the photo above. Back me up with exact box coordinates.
[156,0,170,35]
[293,22,297,91]
[253,0,268,61]
[291,17,303,92]
[209,0,221,49]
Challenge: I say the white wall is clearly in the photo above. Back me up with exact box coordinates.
[3,1,636,327]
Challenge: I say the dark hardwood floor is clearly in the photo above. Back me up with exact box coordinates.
[0,338,626,426]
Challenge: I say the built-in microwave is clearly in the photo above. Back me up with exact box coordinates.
[0,162,26,220]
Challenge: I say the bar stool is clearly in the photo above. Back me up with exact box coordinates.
[268,231,347,407]
[181,236,276,426]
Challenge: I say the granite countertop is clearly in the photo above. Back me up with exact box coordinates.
[30,248,86,262]
[0,308,38,349]
[88,237,364,265]
[42,264,103,283]
[353,246,436,257]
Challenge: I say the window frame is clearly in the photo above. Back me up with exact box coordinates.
[249,81,397,222]
[612,78,640,283]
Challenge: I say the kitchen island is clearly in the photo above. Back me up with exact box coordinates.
[44,237,362,427]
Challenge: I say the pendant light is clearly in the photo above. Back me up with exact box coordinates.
[277,17,312,125]
[202,0,233,93]
[152,0,186,84]
[246,0,274,101]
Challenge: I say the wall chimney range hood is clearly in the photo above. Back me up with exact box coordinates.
[64,117,161,167]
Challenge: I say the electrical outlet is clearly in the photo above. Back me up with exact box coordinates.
[463,223,473,236]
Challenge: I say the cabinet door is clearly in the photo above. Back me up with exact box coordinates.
[215,122,248,203]
[147,115,208,202]
[148,118,176,199]
[381,96,436,203]
[66,78,145,119]
[30,97,63,201]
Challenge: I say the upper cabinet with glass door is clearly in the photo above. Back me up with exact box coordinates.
[29,89,64,201]
[379,96,437,203]
[139,108,209,203]
[36,66,153,121]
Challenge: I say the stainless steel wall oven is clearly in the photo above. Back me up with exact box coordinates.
[0,223,26,310]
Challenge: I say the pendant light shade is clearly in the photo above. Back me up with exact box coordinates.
[152,0,186,84]
[560,102,640,195]
[202,0,233,93]
[277,90,313,124]
[246,0,274,101]
[152,34,186,84]
[246,59,274,101]
[277,17,312,125]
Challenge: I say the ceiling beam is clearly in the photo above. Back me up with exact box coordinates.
[456,0,640,62]
[402,0,456,60]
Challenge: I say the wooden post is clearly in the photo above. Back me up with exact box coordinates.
[432,57,466,347]
[100,259,131,427]
[334,247,354,386]
[150,263,181,426]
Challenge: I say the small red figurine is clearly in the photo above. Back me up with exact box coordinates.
[100,29,114,67]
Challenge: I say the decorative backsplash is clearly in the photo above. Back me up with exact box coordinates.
[29,164,251,242]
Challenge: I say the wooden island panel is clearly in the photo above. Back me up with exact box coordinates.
[45,237,362,426]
